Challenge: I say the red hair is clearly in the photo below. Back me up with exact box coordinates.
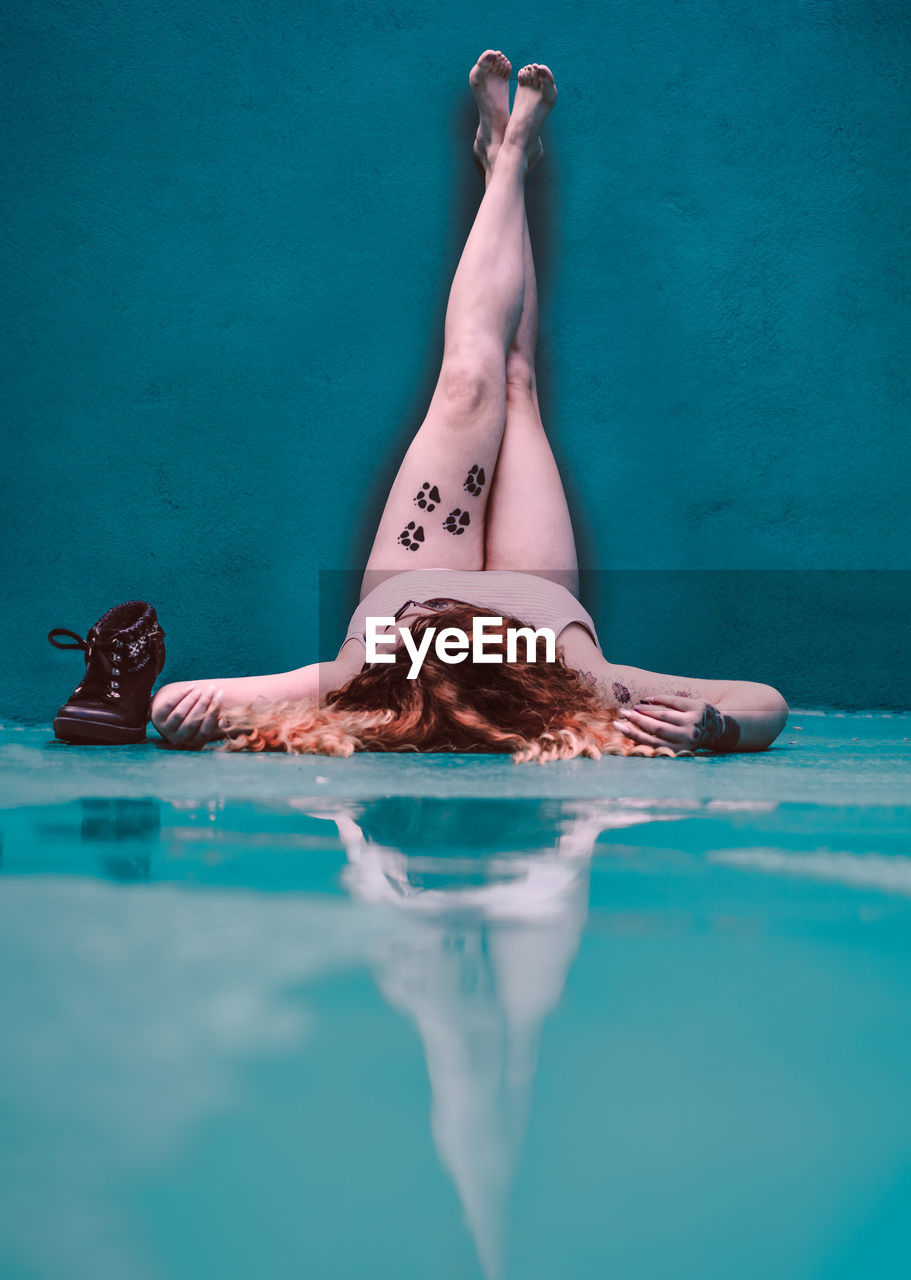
[219,604,688,763]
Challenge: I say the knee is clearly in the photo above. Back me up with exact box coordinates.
[505,350,536,399]
[437,353,502,420]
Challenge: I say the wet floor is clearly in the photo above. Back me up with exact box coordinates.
[1,714,911,1280]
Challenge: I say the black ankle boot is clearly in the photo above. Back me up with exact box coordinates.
[48,601,167,744]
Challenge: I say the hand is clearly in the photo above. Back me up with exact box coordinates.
[154,685,225,749]
[614,695,740,753]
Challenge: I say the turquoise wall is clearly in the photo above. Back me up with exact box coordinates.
[3,0,908,722]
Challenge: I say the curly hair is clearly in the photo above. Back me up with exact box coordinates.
[218,604,689,764]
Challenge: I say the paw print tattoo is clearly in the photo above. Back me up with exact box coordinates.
[397,522,425,551]
[414,482,440,512]
[443,508,471,536]
[463,464,486,496]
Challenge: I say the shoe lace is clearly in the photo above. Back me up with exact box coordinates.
[48,627,126,700]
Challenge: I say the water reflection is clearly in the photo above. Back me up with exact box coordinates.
[0,794,687,1280]
[295,796,681,1280]
[30,797,161,881]
[81,798,159,881]
[713,847,911,893]
[0,868,378,1280]
[9,793,911,1280]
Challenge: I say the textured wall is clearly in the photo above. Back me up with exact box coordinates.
[3,0,909,722]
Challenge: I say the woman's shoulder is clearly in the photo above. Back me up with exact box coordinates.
[557,622,605,672]
[335,635,367,670]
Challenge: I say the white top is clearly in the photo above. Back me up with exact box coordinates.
[345,569,602,650]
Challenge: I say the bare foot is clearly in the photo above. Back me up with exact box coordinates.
[501,63,556,168]
[469,49,511,171]
[470,50,543,176]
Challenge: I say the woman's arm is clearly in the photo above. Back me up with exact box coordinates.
[614,684,789,753]
[711,682,790,751]
[151,651,360,749]
[558,625,789,753]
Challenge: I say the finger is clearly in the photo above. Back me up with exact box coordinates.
[190,689,224,746]
[639,695,694,710]
[162,684,205,724]
[629,702,689,725]
[614,716,671,750]
[161,686,209,739]
[618,708,687,743]
[182,687,221,743]
[172,687,218,745]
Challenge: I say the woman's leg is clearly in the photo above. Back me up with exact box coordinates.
[480,126,579,594]
[360,55,557,598]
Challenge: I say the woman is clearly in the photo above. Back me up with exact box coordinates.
[151,53,788,761]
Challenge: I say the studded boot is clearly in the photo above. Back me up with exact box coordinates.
[48,600,167,744]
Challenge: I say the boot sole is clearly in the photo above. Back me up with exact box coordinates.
[53,716,148,745]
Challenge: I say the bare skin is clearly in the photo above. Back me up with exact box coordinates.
[470,55,577,593]
[470,51,543,176]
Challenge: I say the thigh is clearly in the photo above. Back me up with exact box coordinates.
[361,370,507,593]
[484,384,579,595]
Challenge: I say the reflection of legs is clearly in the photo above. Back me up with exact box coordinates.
[481,135,579,594]
[360,56,557,597]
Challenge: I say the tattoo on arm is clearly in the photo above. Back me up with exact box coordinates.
[608,679,696,707]
[464,465,485,496]
[599,674,739,749]
[695,704,742,752]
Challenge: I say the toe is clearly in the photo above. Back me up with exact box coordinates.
[471,50,495,80]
